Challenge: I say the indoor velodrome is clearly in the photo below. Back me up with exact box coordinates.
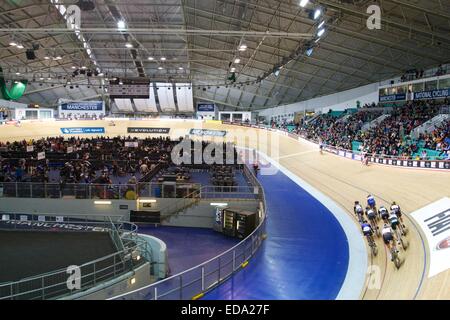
[0,0,450,303]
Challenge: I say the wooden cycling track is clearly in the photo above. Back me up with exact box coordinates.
[1,119,449,300]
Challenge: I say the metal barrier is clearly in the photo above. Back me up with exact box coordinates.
[0,213,149,300]
[110,161,267,300]
[0,182,201,199]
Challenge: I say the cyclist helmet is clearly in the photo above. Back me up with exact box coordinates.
[355,201,359,204]
[392,201,397,205]
[383,223,389,228]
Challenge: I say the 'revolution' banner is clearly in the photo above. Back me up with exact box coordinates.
[127,127,170,134]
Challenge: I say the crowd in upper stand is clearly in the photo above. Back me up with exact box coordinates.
[271,99,450,160]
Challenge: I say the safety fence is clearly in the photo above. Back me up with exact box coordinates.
[0,213,149,300]
[109,160,267,300]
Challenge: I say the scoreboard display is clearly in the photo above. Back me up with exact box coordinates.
[109,84,150,98]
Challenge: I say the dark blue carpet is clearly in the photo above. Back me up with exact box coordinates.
[202,165,350,300]
[138,226,239,275]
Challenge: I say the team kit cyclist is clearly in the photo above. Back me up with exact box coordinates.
[354,196,406,261]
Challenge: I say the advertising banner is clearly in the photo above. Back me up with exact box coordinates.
[127,127,170,134]
[197,103,215,112]
[60,127,105,134]
[410,198,450,277]
[413,88,450,100]
[379,93,406,102]
[189,128,227,137]
[60,101,104,111]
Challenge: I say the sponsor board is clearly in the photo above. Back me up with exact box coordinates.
[127,127,170,134]
[189,128,227,137]
[197,103,215,112]
[379,93,406,102]
[60,127,105,134]
[60,101,104,111]
[26,145,34,152]
[37,151,45,160]
[414,88,450,100]
[0,219,110,232]
[410,197,450,278]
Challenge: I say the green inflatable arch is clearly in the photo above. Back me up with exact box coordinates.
[0,67,28,100]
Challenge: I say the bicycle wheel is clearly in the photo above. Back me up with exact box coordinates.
[371,244,378,256]
[394,256,401,269]
[400,237,409,250]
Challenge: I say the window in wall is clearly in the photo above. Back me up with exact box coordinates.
[25,110,38,119]
[438,78,450,89]
[425,80,438,91]
[39,110,52,119]
[412,82,424,92]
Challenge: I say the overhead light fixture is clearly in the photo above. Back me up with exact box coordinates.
[119,80,123,85]
[94,200,112,205]
[44,56,50,60]
[273,66,281,77]
[230,67,236,72]
[318,20,325,29]
[178,67,184,70]
[234,58,241,64]
[117,20,126,29]
[158,66,163,70]
[138,199,157,203]
[71,66,77,69]
[160,57,166,61]
[125,43,133,48]
[300,0,309,7]
[130,277,136,285]
[238,44,247,51]
[9,40,17,46]
[15,72,20,75]
[314,8,322,20]
[210,202,228,207]
[148,57,154,61]
[317,28,325,37]
[47,77,52,80]
[16,44,24,49]
[81,66,87,69]
[39,77,44,80]
[98,72,104,76]
[305,47,314,56]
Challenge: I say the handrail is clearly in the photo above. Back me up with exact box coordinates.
[0,212,147,300]
[110,156,267,300]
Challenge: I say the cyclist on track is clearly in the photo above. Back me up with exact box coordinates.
[354,201,364,222]
[378,205,389,222]
[367,194,376,210]
[391,201,406,228]
[361,220,375,243]
[366,206,378,231]
[381,223,398,261]
[388,210,402,240]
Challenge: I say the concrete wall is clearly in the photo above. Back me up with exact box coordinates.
[162,199,259,228]
[258,83,380,119]
[0,198,136,219]
[70,262,153,300]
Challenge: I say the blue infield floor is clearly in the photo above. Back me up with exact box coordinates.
[202,160,351,300]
